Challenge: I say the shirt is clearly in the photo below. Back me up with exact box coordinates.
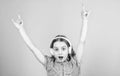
[44,56,80,76]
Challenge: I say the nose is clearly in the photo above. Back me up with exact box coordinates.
[59,49,62,55]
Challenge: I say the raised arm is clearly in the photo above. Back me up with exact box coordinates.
[12,15,46,64]
[76,7,90,63]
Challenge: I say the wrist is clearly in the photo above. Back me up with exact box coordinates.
[19,27,24,32]
[82,19,88,23]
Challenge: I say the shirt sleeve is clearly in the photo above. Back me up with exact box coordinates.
[43,55,53,69]
[72,56,81,67]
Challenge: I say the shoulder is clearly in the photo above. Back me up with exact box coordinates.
[44,55,53,63]
[71,56,81,67]
[43,55,54,68]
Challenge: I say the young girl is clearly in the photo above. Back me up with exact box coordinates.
[12,7,89,76]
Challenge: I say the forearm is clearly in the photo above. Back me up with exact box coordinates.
[12,15,46,64]
[80,19,88,43]
[19,28,36,50]
[19,28,45,64]
[76,15,88,63]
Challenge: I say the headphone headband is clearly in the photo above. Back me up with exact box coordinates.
[53,36,72,47]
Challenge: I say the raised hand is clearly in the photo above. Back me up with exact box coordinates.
[12,15,23,30]
[81,7,90,20]
[11,14,46,64]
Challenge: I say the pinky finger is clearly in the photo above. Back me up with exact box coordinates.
[11,19,19,28]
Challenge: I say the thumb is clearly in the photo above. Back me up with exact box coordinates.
[11,19,19,29]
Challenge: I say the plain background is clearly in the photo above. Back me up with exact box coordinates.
[0,0,120,76]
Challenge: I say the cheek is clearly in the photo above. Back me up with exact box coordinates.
[63,50,69,55]
[53,51,58,55]
[53,54,58,59]
[53,51,59,56]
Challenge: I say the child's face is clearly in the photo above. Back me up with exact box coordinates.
[52,41,69,62]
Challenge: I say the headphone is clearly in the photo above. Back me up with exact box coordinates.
[50,36,72,55]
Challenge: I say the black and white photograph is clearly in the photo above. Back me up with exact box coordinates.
[0,0,120,76]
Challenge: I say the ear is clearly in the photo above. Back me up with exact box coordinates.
[50,48,54,55]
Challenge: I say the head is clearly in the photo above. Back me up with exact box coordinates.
[50,35,76,62]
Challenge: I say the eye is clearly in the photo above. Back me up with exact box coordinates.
[62,47,66,51]
[54,47,59,51]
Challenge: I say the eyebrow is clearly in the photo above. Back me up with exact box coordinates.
[53,45,67,48]
[62,46,67,48]
[53,46,58,48]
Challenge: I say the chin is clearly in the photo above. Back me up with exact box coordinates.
[57,58,66,62]
[58,60,64,62]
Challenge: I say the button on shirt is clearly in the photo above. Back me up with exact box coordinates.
[44,56,80,76]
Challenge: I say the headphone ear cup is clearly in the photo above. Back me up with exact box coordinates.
[50,48,54,55]
[69,47,72,54]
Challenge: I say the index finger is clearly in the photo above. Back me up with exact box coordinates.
[17,14,21,19]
